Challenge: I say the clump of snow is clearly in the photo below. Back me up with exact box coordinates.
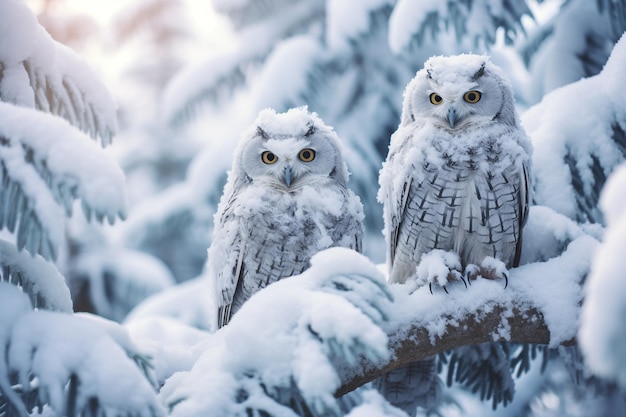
[254,106,336,139]
[0,284,34,417]
[522,0,612,101]
[519,205,593,264]
[580,162,626,387]
[0,0,38,65]
[161,247,391,417]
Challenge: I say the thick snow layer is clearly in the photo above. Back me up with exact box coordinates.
[345,390,408,417]
[524,0,611,100]
[580,162,626,387]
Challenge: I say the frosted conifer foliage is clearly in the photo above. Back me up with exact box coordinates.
[0,283,164,417]
[0,3,160,417]
[522,32,626,223]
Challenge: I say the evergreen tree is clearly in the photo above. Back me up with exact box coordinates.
[0,1,162,415]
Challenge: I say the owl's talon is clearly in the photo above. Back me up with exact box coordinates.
[459,275,468,289]
[429,283,433,295]
[503,272,509,289]
[464,264,480,282]
[443,286,449,294]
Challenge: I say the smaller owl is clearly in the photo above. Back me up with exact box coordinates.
[207,106,364,329]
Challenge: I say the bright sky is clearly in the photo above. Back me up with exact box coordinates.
[24,0,232,44]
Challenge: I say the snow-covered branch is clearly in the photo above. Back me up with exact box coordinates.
[337,208,596,396]
[337,303,567,397]
[0,284,164,417]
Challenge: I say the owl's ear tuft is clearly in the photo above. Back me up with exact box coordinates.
[471,63,486,81]
[256,126,269,139]
[304,123,316,137]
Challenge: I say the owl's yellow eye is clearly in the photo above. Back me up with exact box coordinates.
[429,93,443,105]
[298,148,316,162]
[464,91,481,103]
[261,151,278,164]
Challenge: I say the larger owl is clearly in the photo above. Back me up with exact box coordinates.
[379,54,531,288]
[375,55,532,415]
[207,106,364,329]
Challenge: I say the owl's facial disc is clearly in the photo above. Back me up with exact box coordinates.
[428,88,484,130]
[256,139,322,189]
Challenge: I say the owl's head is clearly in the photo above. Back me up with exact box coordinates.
[234,107,349,190]
[401,54,518,130]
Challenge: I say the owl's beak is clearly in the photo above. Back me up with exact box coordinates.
[283,166,293,188]
[447,107,458,129]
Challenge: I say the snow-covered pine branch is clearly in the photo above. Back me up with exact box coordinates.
[0,241,72,312]
[0,0,117,147]
[161,248,392,417]
[0,0,126,262]
[388,0,532,53]
[520,0,626,99]
[0,283,164,417]
[0,102,127,260]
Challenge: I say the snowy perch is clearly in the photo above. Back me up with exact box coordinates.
[338,206,597,396]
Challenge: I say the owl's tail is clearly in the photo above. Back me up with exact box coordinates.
[373,357,442,416]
